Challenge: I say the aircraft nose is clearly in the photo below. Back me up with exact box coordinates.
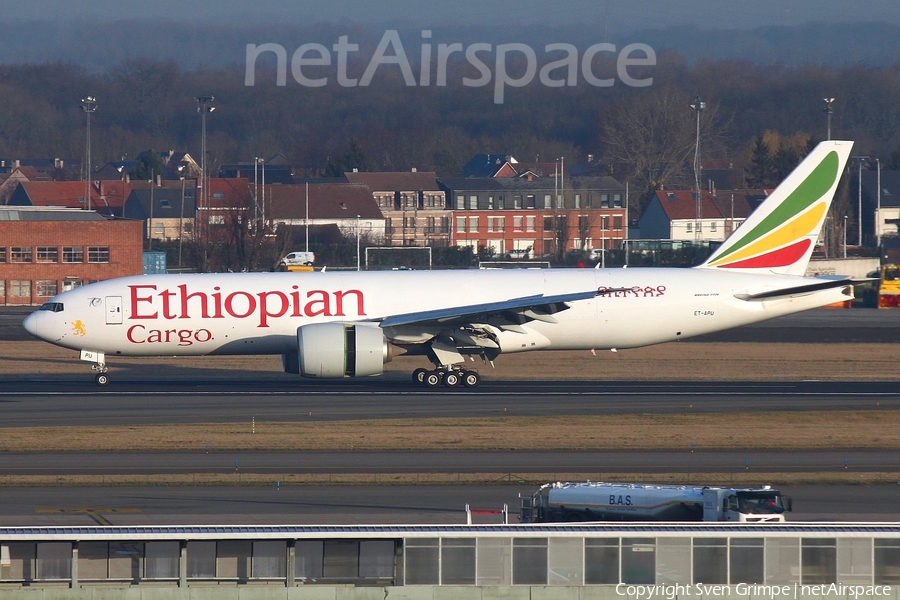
[22,311,41,339]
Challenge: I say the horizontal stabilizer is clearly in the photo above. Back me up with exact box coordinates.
[734,277,856,301]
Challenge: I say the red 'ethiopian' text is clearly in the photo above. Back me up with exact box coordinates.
[128,284,367,328]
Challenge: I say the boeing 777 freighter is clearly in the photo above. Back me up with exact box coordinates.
[24,141,857,387]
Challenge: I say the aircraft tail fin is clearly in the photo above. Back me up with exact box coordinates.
[697,140,853,276]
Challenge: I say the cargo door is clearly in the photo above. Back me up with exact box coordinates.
[105,296,123,325]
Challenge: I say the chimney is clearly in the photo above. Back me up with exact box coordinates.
[411,167,417,172]
[588,154,594,163]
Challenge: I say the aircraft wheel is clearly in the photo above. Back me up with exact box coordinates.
[443,371,461,387]
[462,371,480,387]
[95,373,110,386]
[412,368,428,385]
[424,372,441,387]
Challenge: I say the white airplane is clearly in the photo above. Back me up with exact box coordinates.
[25,141,857,387]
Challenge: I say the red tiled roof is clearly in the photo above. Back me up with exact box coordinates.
[18,181,104,211]
[654,190,723,220]
[267,183,383,220]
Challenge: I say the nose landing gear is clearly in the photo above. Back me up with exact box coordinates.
[80,349,110,386]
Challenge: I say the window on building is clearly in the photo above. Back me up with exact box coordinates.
[686,223,692,233]
[0,247,6,263]
[425,217,435,234]
[440,217,450,233]
[544,194,552,209]
[487,218,495,233]
[62,247,84,263]
[213,192,225,199]
[487,196,494,210]
[496,217,504,232]
[513,195,522,209]
[579,215,590,232]
[209,215,225,225]
[497,195,505,210]
[525,195,536,209]
[469,216,478,233]
[574,193,581,209]
[10,247,32,263]
[88,247,110,263]
[526,216,535,232]
[613,216,623,230]
[154,223,165,236]
[543,217,553,231]
[0,280,5,298]
[36,247,59,263]
[456,195,465,210]
[456,217,466,233]
[10,280,30,298]
[469,195,478,210]
[710,222,717,232]
[601,194,610,208]
[613,194,622,207]
[385,218,393,234]
[36,281,58,297]
[513,216,523,232]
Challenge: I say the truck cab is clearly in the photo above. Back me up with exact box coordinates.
[702,487,789,522]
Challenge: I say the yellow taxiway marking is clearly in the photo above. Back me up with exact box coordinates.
[35,508,141,526]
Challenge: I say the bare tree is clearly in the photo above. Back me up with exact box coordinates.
[600,86,730,218]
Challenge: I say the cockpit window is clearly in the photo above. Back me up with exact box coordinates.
[39,302,64,313]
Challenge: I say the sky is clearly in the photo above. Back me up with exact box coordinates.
[12,0,900,31]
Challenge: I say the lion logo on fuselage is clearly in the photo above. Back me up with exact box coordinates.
[72,320,86,336]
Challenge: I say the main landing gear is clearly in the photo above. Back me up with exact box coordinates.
[412,367,480,388]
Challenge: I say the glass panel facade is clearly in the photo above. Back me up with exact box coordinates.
[477,538,511,586]
[693,538,727,584]
[729,538,764,584]
[838,538,872,584]
[295,541,324,580]
[766,538,800,585]
[186,541,216,578]
[622,538,655,584]
[108,542,141,580]
[78,542,108,580]
[513,538,547,585]
[144,542,179,579]
[585,538,619,584]
[548,538,583,585]
[405,539,438,585]
[359,541,394,578]
[217,540,251,580]
[323,541,358,578]
[802,539,837,584]
[875,540,900,585]
[252,541,285,578]
[36,543,70,580]
[657,538,690,584]
[441,538,475,585]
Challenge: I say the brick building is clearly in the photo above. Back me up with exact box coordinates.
[0,207,143,305]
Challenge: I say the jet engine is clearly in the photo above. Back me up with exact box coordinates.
[282,322,391,378]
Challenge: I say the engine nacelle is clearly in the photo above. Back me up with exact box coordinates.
[284,322,390,378]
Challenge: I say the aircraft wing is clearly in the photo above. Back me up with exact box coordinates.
[378,289,598,330]
[733,276,859,301]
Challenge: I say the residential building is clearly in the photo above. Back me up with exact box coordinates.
[639,190,729,241]
[7,181,114,215]
[344,171,449,247]
[437,176,627,256]
[265,182,385,242]
[124,180,197,242]
[0,207,143,305]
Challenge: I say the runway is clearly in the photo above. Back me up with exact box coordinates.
[2,307,899,525]
[0,380,897,427]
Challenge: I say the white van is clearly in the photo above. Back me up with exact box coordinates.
[279,251,315,267]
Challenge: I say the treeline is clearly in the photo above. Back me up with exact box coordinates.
[1,52,899,187]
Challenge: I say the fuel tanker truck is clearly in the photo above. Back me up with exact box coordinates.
[519,482,790,523]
